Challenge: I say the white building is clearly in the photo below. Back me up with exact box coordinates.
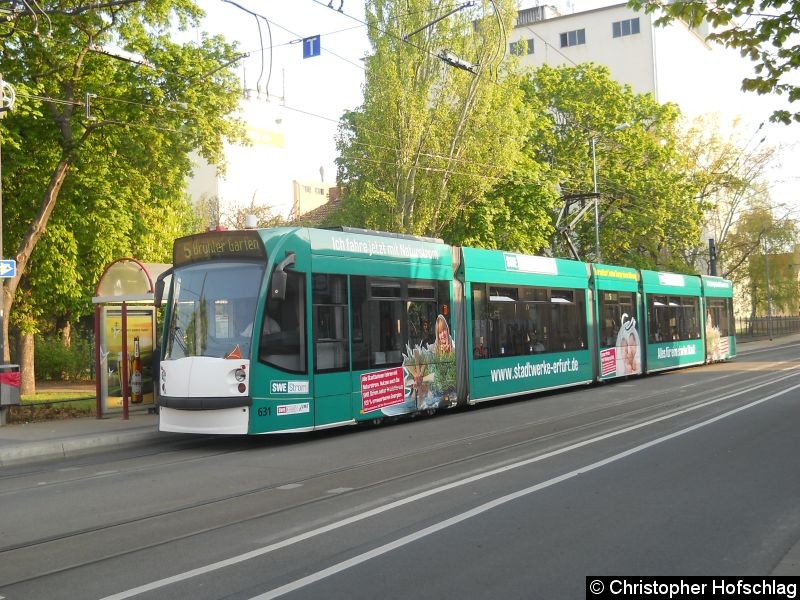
[509,3,753,122]
[187,97,336,223]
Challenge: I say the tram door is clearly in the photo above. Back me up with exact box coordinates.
[311,274,353,426]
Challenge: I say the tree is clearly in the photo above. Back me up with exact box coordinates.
[0,1,245,391]
[628,0,800,124]
[333,0,530,241]
[722,204,799,316]
[523,64,703,270]
[678,115,778,278]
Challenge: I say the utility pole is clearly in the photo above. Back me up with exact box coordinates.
[764,235,773,340]
[708,238,717,276]
[591,137,600,261]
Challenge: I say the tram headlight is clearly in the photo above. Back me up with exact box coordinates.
[234,368,246,382]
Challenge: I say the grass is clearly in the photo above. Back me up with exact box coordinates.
[10,392,97,423]
[21,391,95,404]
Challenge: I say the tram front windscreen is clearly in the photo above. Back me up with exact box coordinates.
[165,261,265,360]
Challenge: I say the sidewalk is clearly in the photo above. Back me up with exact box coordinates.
[0,410,171,467]
[1,334,798,468]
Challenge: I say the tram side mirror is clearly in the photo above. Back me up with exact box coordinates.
[270,271,288,300]
[270,252,296,300]
[154,268,173,306]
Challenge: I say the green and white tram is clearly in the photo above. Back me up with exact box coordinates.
[155,226,736,435]
[157,227,459,433]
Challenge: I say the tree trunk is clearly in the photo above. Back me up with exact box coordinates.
[2,157,72,365]
[19,332,35,396]
[60,319,72,347]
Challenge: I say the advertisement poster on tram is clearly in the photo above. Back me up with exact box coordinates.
[600,314,642,378]
[360,314,458,416]
[705,311,731,361]
[100,306,155,411]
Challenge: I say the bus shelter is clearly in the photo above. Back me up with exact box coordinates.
[93,258,170,418]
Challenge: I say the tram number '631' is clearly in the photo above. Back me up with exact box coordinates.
[257,407,271,417]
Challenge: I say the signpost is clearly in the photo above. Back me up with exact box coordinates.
[302,35,321,59]
[0,259,15,278]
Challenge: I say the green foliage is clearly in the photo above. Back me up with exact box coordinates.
[726,205,800,315]
[34,334,94,382]
[628,0,800,124]
[0,1,245,346]
[679,115,777,278]
[523,64,703,270]
[334,0,530,241]
[429,353,456,394]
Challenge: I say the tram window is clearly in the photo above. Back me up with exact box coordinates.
[408,299,437,347]
[707,298,731,337]
[259,271,306,373]
[649,294,700,342]
[472,286,489,358]
[550,289,586,351]
[351,276,450,370]
[373,293,404,366]
[313,274,349,373]
[599,291,635,348]
[370,284,401,298]
[472,283,585,358]
[408,286,436,300]
[681,296,700,339]
[648,295,670,342]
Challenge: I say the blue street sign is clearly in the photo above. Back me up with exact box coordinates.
[0,259,15,278]
[303,35,321,59]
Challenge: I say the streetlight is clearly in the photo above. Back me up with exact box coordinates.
[591,136,599,261]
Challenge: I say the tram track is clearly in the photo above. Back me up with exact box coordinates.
[0,347,789,495]
[1,360,797,589]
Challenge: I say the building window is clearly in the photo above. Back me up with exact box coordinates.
[613,18,640,38]
[509,38,534,56]
[559,28,586,48]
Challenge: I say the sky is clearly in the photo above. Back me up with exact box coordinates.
[191,0,799,218]
[191,0,369,214]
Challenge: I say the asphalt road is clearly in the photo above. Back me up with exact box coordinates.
[0,340,798,600]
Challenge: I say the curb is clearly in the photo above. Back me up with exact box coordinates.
[0,428,165,467]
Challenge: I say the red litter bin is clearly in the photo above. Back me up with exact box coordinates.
[0,364,20,406]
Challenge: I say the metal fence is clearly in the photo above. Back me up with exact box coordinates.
[735,316,800,339]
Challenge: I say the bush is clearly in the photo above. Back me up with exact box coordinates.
[34,334,94,382]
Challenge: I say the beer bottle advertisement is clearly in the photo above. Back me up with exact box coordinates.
[101,307,155,410]
[130,336,143,403]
